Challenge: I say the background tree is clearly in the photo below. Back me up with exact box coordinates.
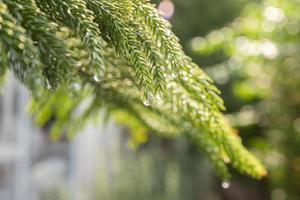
[188,0,300,199]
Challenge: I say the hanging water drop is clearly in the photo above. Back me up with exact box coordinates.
[46,81,52,90]
[156,94,162,101]
[143,93,154,107]
[67,8,72,15]
[221,181,231,189]
[155,94,163,105]
[157,40,162,48]
[72,83,81,91]
[93,75,100,82]
[182,76,188,81]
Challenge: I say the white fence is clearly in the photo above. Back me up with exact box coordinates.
[0,74,122,200]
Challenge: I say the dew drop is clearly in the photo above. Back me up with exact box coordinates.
[181,71,188,76]
[182,76,188,81]
[221,181,230,189]
[67,8,72,15]
[46,82,52,90]
[155,94,163,105]
[166,29,172,36]
[72,83,81,91]
[156,94,162,101]
[157,40,162,48]
[93,75,100,82]
[143,93,154,107]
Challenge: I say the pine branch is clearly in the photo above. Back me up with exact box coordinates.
[0,1,43,92]
[0,42,8,85]
[0,0,267,180]
[129,20,166,93]
[132,0,184,71]
[86,0,155,97]
[3,0,80,88]
[35,0,106,77]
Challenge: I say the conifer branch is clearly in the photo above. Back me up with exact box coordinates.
[0,0,267,180]
[86,0,154,97]
[132,0,184,71]
[35,0,106,76]
[0,42,8,84]
[129,20,166,93]
[0,1,43,92]
[3,0,80,88]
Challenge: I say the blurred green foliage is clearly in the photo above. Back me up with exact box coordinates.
[187,0,300,199]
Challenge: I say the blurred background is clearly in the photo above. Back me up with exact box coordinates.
[0,0,300,199]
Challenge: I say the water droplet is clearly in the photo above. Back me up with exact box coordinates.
[181,71,188,76]
[166,29,172,36]
[221,181,230,189]
[143,93,154,106]
[156,94,162,101]
[157,41,162,48]
[155,94,163,105]
[182,76,188,81]
[72,83,81,91]
[67,8,72,15]
[76,61,82,67]
[46,82,52,90]
[93,75,100,82]
[201,94,207,99]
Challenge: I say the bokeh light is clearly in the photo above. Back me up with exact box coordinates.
[158,0,175,20]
